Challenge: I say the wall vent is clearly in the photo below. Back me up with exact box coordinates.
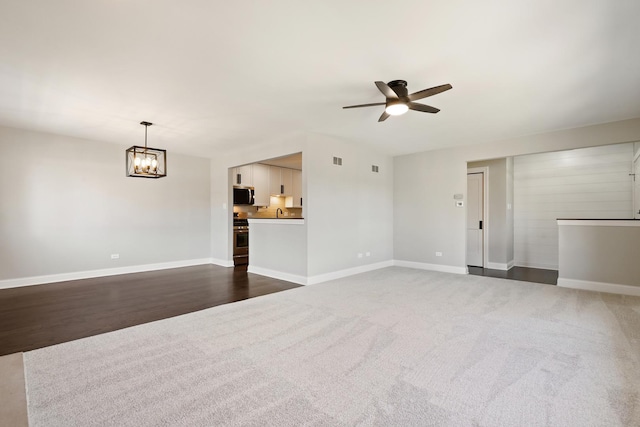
[333,156,342,166]
[371,165,379,173]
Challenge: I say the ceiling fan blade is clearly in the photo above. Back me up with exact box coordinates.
[375,81,399,99]
[408,84,452,102]
[408,102,440,113]
[378,111,390,122]
[342,102,386,109]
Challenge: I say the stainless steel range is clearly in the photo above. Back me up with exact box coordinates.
[233,218,249,266]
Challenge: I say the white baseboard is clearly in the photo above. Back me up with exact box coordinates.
[248,261,396,286]
[485,261,514,271]
[211,258,234,268]
[557,278,640,297]
[306,261,395,285]
[514,262,558,270]
[0,258,214,290]
[486,262,509,271]
[393,260,468,275]
[247,265,307,286]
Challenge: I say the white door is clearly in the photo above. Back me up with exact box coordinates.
[467,173,484,267]
[634,156,640,219]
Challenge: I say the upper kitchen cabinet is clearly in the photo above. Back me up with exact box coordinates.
[233,165,252,187]
[285,169,302,208]
[252,163,270,206]
[269,166,293,196]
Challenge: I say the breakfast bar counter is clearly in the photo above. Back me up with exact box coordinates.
[557,219,640,296]
[247,218,307,284]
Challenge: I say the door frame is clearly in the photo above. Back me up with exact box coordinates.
[634,148,640,219]
[467,167,489,268]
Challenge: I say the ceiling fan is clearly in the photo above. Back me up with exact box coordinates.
[343,80,452,122]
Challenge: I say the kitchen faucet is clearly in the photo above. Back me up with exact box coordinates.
[276,208,283,218]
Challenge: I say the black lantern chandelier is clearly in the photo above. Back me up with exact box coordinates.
[126,121,167,178]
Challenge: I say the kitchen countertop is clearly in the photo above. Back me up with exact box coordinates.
[557,219,640,226]
[248,218,305,225]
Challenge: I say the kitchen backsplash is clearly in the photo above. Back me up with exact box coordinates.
[234,196,303,218]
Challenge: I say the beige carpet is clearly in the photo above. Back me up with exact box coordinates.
[24,267,640,426]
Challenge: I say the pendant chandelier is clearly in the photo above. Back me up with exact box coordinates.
[126,121,167,178]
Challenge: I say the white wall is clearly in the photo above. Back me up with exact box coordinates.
[394,117,640,272]
[394,148,467,271]
[305,134,394,277]
[249,221,307,283]
[0,126,211,282]
[209,132,394,281]
[513,143,634,269]
[558,221,640,293]
[0,125,393,285]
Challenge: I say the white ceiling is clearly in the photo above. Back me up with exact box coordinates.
[1,1,639,157]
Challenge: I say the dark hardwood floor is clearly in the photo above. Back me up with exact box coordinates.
[0,264,301,356]
[467,265,558,285]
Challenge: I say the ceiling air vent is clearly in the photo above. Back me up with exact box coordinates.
[372,165,379,173]
[333,156,342,166]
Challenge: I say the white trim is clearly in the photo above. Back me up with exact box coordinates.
[393,260,468,275]
[247,265,307,285]
[467,167,489,268]
[486,262,509,271]
[557,219,640,227]
[211,258,234,267]
[514,261,558,270]
[248,218,305,225]
[0,258,214,290]
[558,278,640,297]
[306,261,394,285]
[507,260,515,270]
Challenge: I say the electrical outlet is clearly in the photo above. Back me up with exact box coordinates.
[111,254,120,259]
[357,253,363,258]
[284,212,289,216]
[365,252,371,257]
[435,252,443,257]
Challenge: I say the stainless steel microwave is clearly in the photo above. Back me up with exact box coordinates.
[233,187,254,205]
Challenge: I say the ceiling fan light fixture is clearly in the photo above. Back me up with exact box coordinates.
[343,80,452,122]
[385,103,409,116]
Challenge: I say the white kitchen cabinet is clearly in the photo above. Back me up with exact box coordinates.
[285,169,302,208]
[269,166,293,196]
[233,165,252,187]
[281,168,293,196]
[268,166,281,195]
[252,163,270,206]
